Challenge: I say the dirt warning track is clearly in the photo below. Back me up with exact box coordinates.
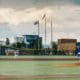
[0,58,80,61]
[0,74,80,79]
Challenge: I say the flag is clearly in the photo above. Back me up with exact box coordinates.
[42,14,46,20]
[34,21,39,25]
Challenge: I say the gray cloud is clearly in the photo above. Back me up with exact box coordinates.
[0,23,16,39]
[0,0,34,9]
[73,0,80,5]
[0,0,80,43]
[0,0,79,9]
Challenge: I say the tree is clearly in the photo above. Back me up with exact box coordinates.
[12,43,17,48]
[16,42,22,48]
[12,41,26,49]
[6,38,10,46]
[21,41,26,48]
[51,42,58,55]
[52,42,57,50]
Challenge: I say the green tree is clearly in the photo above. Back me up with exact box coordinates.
[52,42,57,50]
[16,42,22,48]
[6,38,10,46]
[12,43,17,48]
[51,42,58,55]
[21,41,26,48]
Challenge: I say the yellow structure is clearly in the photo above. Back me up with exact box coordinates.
[58,39,77,55]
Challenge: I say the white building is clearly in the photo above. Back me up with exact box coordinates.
[0,41,6,46]
[15,37,24,43]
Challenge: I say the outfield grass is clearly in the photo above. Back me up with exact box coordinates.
[0,61,80,75]
[0,56,80,80]
[0,55,79,58]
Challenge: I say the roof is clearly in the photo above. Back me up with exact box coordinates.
[23,34,38,36]
[58,39,77,43]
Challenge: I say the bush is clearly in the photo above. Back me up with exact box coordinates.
[57,50,65,55]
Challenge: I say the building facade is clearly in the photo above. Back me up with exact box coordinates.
[0,41,6,46]
[15,37,24,43]
[0,41,6,55]
[23,35,42,49]
[75,42,80,55]
[58,39,77,55]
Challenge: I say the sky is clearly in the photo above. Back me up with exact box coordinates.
[0,0,80,44]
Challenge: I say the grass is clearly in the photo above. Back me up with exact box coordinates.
[0,56,80,80]
[0,61,80,75]
[0,55,79,58]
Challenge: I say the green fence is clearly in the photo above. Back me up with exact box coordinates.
[19,48,65,55]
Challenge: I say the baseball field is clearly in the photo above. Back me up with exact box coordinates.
[0,56,80,80]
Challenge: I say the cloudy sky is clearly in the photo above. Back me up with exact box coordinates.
[0,0,80,44]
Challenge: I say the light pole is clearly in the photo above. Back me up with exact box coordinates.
[50,16,53,55]
[34,20,40,50]
[44,15,47,55]
[38,21,40,50]
[42,14,46,55]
